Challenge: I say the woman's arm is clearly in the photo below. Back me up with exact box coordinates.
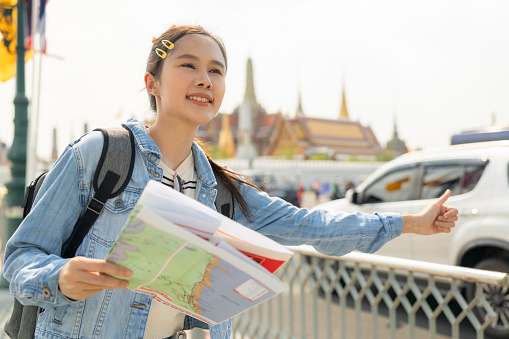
[236,184,457,257]
[3,144,84,307]
[3,133,130,306]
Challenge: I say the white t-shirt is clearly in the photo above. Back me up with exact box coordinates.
[144,152,197,338]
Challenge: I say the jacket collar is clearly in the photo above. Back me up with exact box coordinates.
[122,118,217,187]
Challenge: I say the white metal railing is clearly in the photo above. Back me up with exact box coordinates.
[233,246,509,339]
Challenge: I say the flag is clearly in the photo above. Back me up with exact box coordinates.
[0,0,18,82]
[37,0,46,53]
[26,0,47,53]
[0,0,42,82]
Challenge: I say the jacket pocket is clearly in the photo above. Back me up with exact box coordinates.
[52,304,70,325]
[86,188,141,250]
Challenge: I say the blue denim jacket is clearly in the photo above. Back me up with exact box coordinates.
[3,119,403,339]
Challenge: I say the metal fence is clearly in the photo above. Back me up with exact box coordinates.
[233,246,509,339]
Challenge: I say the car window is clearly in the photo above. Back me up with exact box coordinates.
[420,165,462,199]
[420,163,487,199]
[461,163,486,194]
[361,167,418,204]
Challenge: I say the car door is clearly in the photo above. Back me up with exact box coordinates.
[355,165,422,259]
[411,160,488,264]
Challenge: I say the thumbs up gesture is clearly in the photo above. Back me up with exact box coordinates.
[402,189,459,235]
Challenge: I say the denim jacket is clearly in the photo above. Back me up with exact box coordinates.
[3,119,403,339]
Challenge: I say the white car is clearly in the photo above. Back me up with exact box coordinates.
[312,140,509,338]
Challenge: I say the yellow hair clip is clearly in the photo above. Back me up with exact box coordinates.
[155,48,167,59]
[155,40,174,59]
[152,37,157,44]
[161,40,174,50]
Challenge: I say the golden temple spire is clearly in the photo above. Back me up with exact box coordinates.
[339,87,349,120]
[218,113,235,158]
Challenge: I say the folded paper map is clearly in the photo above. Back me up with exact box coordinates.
[106,180,293,325]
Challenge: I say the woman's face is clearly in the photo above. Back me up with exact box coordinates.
[155,34,226,127]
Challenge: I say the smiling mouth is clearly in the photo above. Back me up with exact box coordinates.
[187,96,212,103]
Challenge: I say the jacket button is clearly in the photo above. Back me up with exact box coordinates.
[114,199,123,208]
[42,285,51,299]
[201,194,206,198]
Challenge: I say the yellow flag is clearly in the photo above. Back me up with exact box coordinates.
[0,0,33,82]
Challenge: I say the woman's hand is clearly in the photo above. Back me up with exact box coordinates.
[402,189,458,235]
[58,257,132,300]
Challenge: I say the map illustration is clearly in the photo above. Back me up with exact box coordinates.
[106,207,280,324]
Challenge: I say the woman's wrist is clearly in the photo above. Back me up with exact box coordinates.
[402,214,420,234]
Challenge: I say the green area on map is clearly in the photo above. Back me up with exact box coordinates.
[107,208,220,314]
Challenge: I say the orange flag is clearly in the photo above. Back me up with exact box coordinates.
[0,0,33,82]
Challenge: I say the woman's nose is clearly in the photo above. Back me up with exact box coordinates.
[195,71,212,89]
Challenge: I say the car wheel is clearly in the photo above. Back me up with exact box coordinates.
[466,258,509,339]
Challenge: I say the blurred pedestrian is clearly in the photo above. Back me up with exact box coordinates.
[312,179,321,202]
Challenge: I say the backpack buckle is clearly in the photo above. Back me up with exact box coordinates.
[87,197,105,215]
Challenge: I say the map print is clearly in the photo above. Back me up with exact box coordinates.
[108,218,218,315]
[107,205,283,324]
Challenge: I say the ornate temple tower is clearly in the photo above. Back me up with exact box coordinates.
[386,114,408,156]
[235,58,258,161]
[235,97,257,161]
[339,88,350,120]
[218,113,235,158]
[244,58,257,110]
[51,127,58,161]
[295,91,305,118]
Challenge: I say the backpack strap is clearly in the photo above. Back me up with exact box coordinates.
[22,171,49,218]
[63,127,135,258]
[93,127,136,198]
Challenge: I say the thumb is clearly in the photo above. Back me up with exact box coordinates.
[435,189,451,206]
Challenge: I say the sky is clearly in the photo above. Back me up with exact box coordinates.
[1,0,509,160]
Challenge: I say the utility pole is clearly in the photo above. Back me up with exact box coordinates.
[1,0,29,287]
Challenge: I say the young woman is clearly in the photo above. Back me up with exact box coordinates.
[3,25,458,339]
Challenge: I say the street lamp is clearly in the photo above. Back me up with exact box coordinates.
[1,0,29,288]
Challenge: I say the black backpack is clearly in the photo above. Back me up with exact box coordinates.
[4,126,234,339]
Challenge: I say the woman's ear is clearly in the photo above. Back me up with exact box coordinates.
[144,72,157,95]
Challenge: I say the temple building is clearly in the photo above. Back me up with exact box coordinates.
[199,58,279,158]
[199,59,384,160]
[265,88,382,159]
[385,115,408,157]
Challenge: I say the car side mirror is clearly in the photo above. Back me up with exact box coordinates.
[345,189,360,205]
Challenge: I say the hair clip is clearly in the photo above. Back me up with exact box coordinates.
[155,48,167,59]
[161,40,174,50]
[155,39,174,59]
[152,37,157,44]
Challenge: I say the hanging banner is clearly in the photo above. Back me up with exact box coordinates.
[0,0,33,82]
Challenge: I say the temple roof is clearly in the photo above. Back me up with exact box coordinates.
[286,116,382,155]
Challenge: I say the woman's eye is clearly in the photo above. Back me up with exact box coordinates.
[182,63,195,69]
[210,69,223,75]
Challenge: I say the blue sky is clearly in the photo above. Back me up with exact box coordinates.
[1,0,508,159]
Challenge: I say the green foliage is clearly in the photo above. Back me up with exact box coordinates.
[309,153,333,160]
[375,150,395,162]
[281,146,295,160]
[208,145,229,159]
